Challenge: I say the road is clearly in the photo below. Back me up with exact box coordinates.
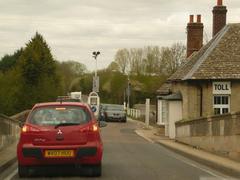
[1,119,232,180]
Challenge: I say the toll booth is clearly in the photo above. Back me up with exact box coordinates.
[88,92,100,118]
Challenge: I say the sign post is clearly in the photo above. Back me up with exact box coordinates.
[88,92,100,118]
[92,76,99,93]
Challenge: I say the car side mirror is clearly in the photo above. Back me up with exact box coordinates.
[99,121,107,128]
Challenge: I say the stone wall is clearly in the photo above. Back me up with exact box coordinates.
[176,112,240,161]
[0,110,30,150]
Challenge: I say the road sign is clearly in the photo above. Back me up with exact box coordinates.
[88,92,100,118]
[91,106,97,113]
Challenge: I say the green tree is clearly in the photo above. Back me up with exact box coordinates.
[18,32,56,85]
[0,48,23,72]
[16,32,62,109]
[57,60,87,94]
[106,61,120,72]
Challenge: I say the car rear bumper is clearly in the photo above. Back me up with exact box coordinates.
[106,116,126,121]
[17,142,103,166]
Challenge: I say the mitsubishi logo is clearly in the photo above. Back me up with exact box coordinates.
[57,129,63,135]
[56,129,64,141]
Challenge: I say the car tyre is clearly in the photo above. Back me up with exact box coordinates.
[91,163,102,177]
[18,165,29,178]
[81,163,102,177]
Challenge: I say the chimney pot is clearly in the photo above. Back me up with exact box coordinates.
[197,15,201,23]
[189,15,194,23]
[217,0,223,6]
[212,0,227,37]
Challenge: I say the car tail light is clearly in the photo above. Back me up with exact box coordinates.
[22,125,40,133]
[90,123,99,132]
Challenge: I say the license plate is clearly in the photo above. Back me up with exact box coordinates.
[44,150,74,158]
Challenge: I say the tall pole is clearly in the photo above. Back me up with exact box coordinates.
[95,57,97,78]
[92,51,100,92]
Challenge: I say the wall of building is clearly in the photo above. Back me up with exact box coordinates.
[172,81,199,120]
[171,80,240,121]
[201,82,213,117]
[176,112,240,161]
[230,81,240,113]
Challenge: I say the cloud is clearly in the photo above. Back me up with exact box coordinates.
[0,0,239,70]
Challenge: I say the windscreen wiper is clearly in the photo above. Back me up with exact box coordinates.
[54,123,80,129]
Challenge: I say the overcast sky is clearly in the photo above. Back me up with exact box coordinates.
[0,0,239,71]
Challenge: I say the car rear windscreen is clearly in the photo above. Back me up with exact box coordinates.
[29,106,90,126]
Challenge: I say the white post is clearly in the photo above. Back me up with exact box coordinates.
[145,98,150,127]
[137,110,140,119]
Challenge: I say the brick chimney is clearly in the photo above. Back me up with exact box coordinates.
[187,15,204,58]
[212,0,227,37]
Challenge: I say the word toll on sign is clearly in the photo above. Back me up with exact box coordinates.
[213,82,231,94]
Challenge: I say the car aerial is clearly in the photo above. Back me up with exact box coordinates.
[102,104,127,123]
[17,102,104,177]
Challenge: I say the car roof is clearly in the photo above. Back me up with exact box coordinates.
[33,102,88,109]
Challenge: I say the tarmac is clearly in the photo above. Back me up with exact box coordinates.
[1,118,240,179]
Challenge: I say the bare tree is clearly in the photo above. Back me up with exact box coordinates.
[169,42,186,73]
[129,48,144,75]
[114,49,130,74]
[113,42,186,76]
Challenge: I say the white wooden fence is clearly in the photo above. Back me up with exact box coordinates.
[127,108,141,119]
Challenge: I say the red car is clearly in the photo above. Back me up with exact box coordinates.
[17,102,104,177]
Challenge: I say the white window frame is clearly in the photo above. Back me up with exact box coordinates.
[213,95,230,115]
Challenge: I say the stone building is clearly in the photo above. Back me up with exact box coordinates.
[157,0,240,138]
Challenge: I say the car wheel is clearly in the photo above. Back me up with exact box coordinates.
[81,163,102,177]
[91,163,102,177]
[18,164,29,177]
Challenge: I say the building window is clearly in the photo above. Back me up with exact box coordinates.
[213,95,230,115]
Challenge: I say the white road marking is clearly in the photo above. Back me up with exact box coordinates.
[165,149,234,180]
[3,168,17,180]
[135,130,154,143]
